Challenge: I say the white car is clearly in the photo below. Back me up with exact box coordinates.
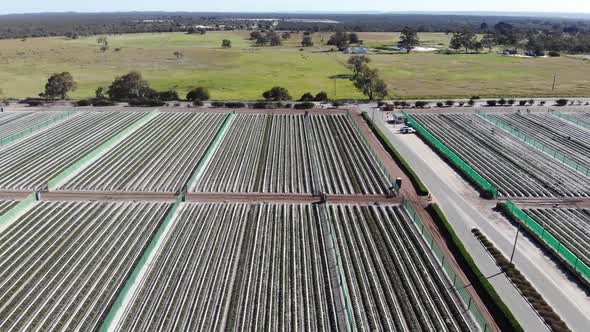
[399,127,416,134]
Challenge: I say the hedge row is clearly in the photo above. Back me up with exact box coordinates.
[426,204,523,332]
[472,228,571,332]
[361,112,429,196]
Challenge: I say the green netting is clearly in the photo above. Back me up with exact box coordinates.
[322,205,355,331]
[0,192,37,226]
[186,112,235,190]
[0,111,75,146]
[506,200,590,282]
[403,112,498,198]
[401,198,489,331]
[47,111,159,189]
[348,112,399,196]
[478,113,590,176]
[552,112,590,130]
[100,194,184,331]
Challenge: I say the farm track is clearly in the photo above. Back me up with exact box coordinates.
[523,208,590,267]
[0,111,69,141]
[58,112,226,192]
[489,112,590,170]
[411,113,590,198]
[0,112,145,191]
[0,200,170,331]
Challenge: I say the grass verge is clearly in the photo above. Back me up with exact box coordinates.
[472,228,571,332]
[426,203,523,332]
[361,112,429,196]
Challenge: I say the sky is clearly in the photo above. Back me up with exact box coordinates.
[1,0,590,15]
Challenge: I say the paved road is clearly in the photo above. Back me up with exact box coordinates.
[371,112,590,331]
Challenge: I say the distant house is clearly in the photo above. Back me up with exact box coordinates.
[344,47,369,54]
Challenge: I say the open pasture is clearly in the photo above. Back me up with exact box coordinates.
[1,32,590,99]
[411,113,590,197]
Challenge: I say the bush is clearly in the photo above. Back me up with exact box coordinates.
[293,101,314,109]
[498,98,507,105]
[91,98,115,107]
[186,87,210,101]
[314,91,328,101]
[539,101,546,106]
[507,99,515,105]
[251,102,269,109]
[429,206,524,332]
[414,101,429,108]
[158,90,179,101]
[193,100,204,107]
[331,101,343,108]
[299,92,314,101]
[445,100,454,106]
[547,51,561,57]
[555,99,569,106]
[263,86,291,101]
[362,112,429,196]
[436,102,444,107]
[224,102,246,108]
[467,99,475,106]
[471,95,481,99]
[75,99,91,107]
[458,101,465,107]
[486,100,497,106]
[210,101,225,108]
[519,100,527,106]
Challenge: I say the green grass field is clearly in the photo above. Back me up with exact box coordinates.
[0,31,589,100]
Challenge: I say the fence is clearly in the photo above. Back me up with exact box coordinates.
[0,192,37,226]
[403,112,498,198]
[47,111,159,189]
[402,198,489,332]
[347,112,399,196]
[552,111,590,130]
[478,113,589,176]
[0,111,75,146]
[505,200,590,282]
[186,112,235,190]
[322,204,355,331]
[100,194,185,331]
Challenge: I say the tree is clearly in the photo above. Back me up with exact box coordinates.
[480,22,489,32]
[449,30,477,53]
[186,87,210,101]
[449,34,463,52]
[269,33,282,46]
[107,71,149,101]
[301,36,314,47]
[473,41,484,53]
[348,32,360,44]
[299,92,314,101]
[250,31,262,40]
[352,67,388,100]
[347,55,371,77]
[222,39,232,48]
[263,87,291,101]
[314,91,328,101]
[95,86,106,99]
[327,31,349,50]
[41,72,77,99]
[481,34,497,52]
[281,32,291,40]
[399,27,420,53]
[255,35,268,46]
[97,36,109,52]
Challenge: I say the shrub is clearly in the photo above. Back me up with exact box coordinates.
[128,98,165,107]
[193,100,204,107]
[498,98,507,105]
[158,90,179,101]
[263,86,291,101]
[487,100,497,106]
[91,98,115,107]
[458,101,465,107]
[555,99,569,106]
[210,101,225,108]
[471,95,481,99]
[293,101,314,109]
[507,99,515,105]
[186,87,210,101]
[519,100,527,106]
[331,101,343,108]
[414,101,429,108]
[75,99,91,107]
[548,51,561,57]
[539,101,546,106]
[468,99,475,107]
[436,102,444,107]
[224,102,246,108]
[299,92,314,101]
[314,91,328,101]
[445,100,454,106]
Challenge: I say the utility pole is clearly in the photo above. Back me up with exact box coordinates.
[552,74,556,92]
[510,222,521,263]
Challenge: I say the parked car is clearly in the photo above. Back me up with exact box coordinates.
[399,126,416,134]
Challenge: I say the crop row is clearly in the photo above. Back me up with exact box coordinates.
[191,113,391,195]
[191,114,316,194]
[411,113,590,197]
[0,200,17,216]
[329,204,470,331]
[116,202,473,331]
[0,111,68,141]
[58,112,227,192]
[0,200,170,331]
[489,112,590,170]
[523,208,590,267]
[0,112,145,191]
